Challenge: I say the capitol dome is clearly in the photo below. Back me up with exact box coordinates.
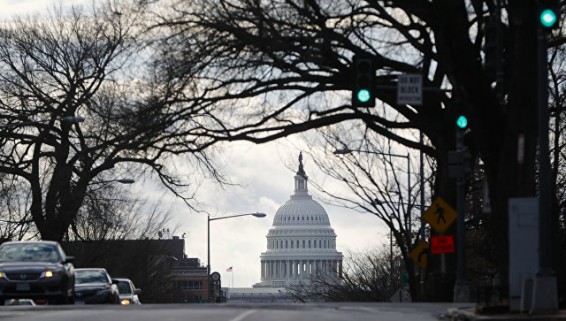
[255,153,343,288]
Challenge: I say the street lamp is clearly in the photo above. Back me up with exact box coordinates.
[0,115,85,129]
[66,177,135,241]
[89,178,135,190]
[207,212,267,302]
[334,147,412,240]
[92,178,135,185]
[336,146,414,298]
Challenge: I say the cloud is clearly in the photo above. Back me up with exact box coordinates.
[1,1,390,289]
[173,140,387,287]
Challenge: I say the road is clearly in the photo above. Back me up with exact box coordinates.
[0,302,473,321]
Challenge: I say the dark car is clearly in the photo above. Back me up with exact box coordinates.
[114,278,142,305]
[74,268,119,304]
[0,241,75,305]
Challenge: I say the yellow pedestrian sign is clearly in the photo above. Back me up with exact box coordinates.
[410,241,429,269]
[422,196,457,233]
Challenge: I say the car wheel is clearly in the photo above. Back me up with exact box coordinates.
[52,295,71,305]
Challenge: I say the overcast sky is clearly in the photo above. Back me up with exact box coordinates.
[0,0,388,287]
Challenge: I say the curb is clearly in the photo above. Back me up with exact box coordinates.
[445,307,566,321]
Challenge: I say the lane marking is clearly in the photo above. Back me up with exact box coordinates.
[228,309,256,321]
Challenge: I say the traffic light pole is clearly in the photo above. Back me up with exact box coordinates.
[530,21,558,314]
[453,129,470,303]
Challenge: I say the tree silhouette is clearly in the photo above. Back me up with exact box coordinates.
[151,0,564,300]
[0,1,222,241]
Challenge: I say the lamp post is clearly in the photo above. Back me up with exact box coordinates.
[335,146,415,299]
[88,178,135,192]
[334,147,412,241]
[92,178,135,185]
[207,212,267,302]
[0,115,85,129]
[66,177,135,241]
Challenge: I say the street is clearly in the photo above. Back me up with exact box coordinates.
[0,303,473,321]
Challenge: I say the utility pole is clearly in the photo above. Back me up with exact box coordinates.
[530,1,559,311]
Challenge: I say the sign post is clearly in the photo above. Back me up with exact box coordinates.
[421,196,457,276]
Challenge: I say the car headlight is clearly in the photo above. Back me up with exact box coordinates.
[41,270,56,278]
[0,272,4,278]
[120,299,131,305]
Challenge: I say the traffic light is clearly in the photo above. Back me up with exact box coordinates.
[351,54,375,107]
[538,0,560,29]
[456,115,468,129]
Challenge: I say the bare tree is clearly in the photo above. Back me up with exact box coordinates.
[69,184,174,241]
[0,1,225,241]
[151,0,565,300]
[0,175,35,240]
[549,41,566,298]
[287,249,400,302]
[298,129,427,299]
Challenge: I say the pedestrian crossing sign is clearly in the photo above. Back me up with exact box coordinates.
[422,196,457,233]
[410,240,429,269]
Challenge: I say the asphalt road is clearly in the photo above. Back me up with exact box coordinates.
[0,302,473,321]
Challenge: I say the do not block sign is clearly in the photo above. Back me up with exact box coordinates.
[431,235,455,254]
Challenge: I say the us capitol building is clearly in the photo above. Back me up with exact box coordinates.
[227,153,343,302]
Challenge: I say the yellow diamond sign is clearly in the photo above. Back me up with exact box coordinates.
[422,196,457,234]
[410,241,429,269]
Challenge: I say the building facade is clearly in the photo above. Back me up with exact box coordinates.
[254,153,343,288]
[62,238,215,303]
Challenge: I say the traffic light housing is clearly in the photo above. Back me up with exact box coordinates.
[448,147,472,178]
[538,0,560,29]
[351,55,375,107]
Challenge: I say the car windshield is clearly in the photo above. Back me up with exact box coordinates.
[116,281,132,294]
[0,243,61,263]
[75,270,109,284]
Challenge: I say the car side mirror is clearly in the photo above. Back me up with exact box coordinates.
[112,279,120,285]
[135,288,142,295]
[64,256,75,264]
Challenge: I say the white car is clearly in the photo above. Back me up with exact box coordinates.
[114,278,141,305]
[6,298,36,306]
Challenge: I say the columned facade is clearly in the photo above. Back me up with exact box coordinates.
[254,153,343,288]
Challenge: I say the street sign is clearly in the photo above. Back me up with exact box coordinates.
[422,196,457,233]
[431,235,455,254]
[409,240,429,269]
[397,74,422,105]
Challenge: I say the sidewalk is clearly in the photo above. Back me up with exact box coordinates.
[444,306,566,321]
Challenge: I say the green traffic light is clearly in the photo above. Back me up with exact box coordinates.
[540,9,557,28]
[456,115,468,129]
[357,89,371,103]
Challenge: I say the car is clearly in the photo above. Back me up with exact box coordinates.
[114,278,142,305]
[74,268,119,304]
[5,298,36,306]
[0,241,75,305]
